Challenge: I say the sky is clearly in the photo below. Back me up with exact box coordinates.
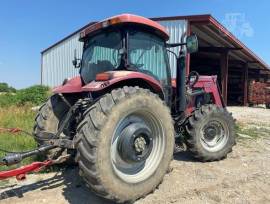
[0,0,269,88]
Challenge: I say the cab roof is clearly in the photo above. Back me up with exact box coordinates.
[79,14,170,41]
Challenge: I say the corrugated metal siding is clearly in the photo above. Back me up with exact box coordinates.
[158,20,187,77]
[41,19,187,87]
[42,33,83,87]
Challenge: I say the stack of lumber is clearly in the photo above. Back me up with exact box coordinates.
[265,84,270,104]
[248,81,267,104]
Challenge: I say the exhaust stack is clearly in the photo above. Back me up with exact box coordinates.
[176,56,186,113]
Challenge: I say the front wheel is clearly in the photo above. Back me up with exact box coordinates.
[185,104,236,161]
[75,87,174,203]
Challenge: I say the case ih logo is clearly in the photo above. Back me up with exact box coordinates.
[100,81,110,88]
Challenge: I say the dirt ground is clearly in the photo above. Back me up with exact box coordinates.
[0,106,270,204]
[227,106,270,127]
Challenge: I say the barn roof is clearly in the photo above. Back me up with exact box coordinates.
[41,14,269,72]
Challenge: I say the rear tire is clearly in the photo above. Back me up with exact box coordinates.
[75,86,174,203]
[33,94,69,159]
[185,104,236,162]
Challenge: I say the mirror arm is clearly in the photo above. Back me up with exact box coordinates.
[166,49,178,59]
[166,42,186,48]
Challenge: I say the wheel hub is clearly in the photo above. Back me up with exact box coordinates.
[200,120,229,152]
[204,126,218,141]
[134,136,147,153]
[117,123,153,163]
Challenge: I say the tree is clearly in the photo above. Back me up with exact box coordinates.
[0,82,16,92]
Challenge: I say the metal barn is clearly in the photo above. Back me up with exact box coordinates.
[41,14,270,106]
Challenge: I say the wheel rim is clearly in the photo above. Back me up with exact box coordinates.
[199,119,229,152]
[111,108,165,183]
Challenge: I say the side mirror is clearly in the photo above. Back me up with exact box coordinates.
[186,34,198,54]
[72,49,81,68]
[72,59,78,67]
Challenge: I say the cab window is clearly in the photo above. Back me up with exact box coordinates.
[128,31,170,85]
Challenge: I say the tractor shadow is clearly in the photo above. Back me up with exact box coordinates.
[173,150,199,162]
[0,153,196,204]
[0,166,115,204]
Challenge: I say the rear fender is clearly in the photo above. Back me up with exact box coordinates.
[80,71,163,96]
[53,76,83,94]
[53,71,164,97]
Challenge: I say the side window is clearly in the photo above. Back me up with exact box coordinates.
[128,32,169,84]
[80,32,121,83]
[90,46,119,66]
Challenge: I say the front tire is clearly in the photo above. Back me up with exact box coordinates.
[75,87,174,203]
[185,104,236,162]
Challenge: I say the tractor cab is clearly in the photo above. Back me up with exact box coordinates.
[77,14,172,96]
[70,14,199,110]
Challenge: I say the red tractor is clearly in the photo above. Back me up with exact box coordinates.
[1,14,235,203]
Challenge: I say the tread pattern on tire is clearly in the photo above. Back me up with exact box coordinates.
[185,104,236,162]
[75,86,174,203]
[33,95,68,159]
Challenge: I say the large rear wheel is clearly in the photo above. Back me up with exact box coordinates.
[75,87,174,203]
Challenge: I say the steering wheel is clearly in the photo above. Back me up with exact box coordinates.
[187,71,200,87]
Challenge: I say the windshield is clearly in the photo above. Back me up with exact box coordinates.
[128,31,169,82]
[80,31,122,84]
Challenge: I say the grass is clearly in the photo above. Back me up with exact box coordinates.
[236,123,270,139]
[236,124,258,138]
[0,106,37,171]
